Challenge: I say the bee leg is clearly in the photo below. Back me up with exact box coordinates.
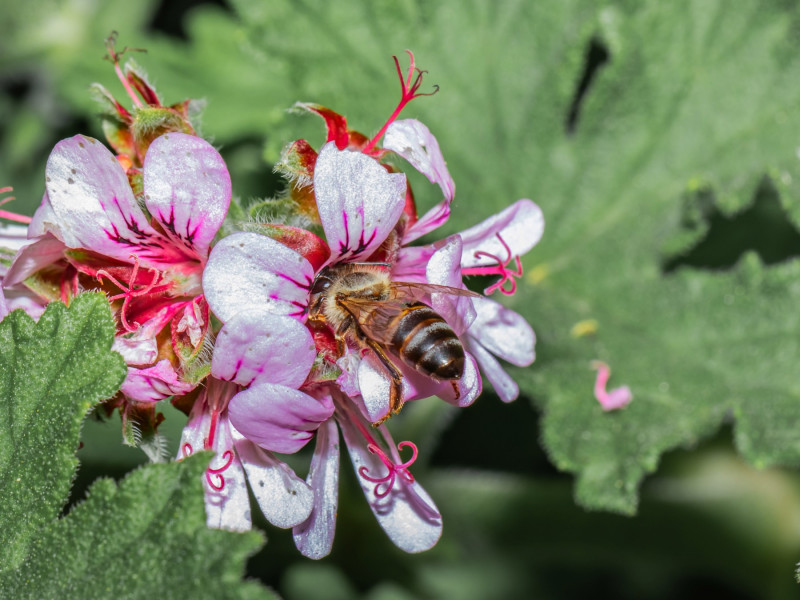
[363,338,404,425]
[450,380,461,401]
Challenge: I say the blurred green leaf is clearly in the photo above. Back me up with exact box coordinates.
[221,0,800,513]
[1,453,271,599]
[0,292,126,572]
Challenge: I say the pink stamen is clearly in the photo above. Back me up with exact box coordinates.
[0,188,32,224]
[358,440,418,498]
[591,361,633,411]
[96,254,164,332]
[363,50,439,154]
[105,32,143,108]
[461,232,523,295]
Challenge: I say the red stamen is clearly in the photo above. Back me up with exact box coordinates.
[461,232,523,295]
[205,450,234,491]
[96,254,164,332]
[363,50,439,154]
[181,442,194,458]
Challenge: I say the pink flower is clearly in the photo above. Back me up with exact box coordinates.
[395,199,543,402]
[178,377,314,532]
[6,132,230,402]
[203,142,449,555]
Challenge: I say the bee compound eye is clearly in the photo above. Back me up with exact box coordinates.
[311,276,333,295]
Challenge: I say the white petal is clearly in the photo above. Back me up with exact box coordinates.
[144,133,231,259]
[466,338,519,403]
[203,232,314,323]
[314,142,406,262]
[460,199,544,269]
[337,407,442,553]
[232,433,314,529]
[469,297,535,366]
[178,403,252,532]
[293,418,340,559]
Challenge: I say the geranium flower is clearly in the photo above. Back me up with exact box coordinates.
[178,310,321,532]
[203,142,456,555]
[4,132,231,446]
[393,199,543,402]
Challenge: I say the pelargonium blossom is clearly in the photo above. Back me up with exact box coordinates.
[202,141,460,556]
[394,198,543,402]
[3,132,231,449]
[178,310,321,532]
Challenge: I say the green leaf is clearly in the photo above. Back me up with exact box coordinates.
[221,0,800,513]
[0,292,126,571]
[1,453,272,599]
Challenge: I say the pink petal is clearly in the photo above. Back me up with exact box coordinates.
[314,142,406,262]
[232,432,314,529]
[384,120,454,243]
[203,232,313,323]
[392,245,434,283]
[469,297,535,366]
[143,133,231,260]
[178,403,252,532]
[3,235,66,287]
[211,309,316,388]
[336,405,442,552]
[45,135,181,267]
[227,383,334,454]
[293,418,340,559]
[120,359,195,402]
[426,235,476,336]
[0,289,45,320]
[466,339,519,403]
[460,199,544,269]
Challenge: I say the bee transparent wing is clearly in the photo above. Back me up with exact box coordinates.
[337,297,408,345]
[391,281,482,300]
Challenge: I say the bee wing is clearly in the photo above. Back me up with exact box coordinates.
[338,297,408,345]
[392,281,482,300]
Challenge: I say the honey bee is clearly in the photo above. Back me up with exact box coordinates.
[308,262,480,423]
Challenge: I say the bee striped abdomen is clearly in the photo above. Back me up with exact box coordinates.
[390,302,465,380]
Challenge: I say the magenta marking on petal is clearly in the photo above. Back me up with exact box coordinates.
[277,272,312,291]
[461,232,523,296]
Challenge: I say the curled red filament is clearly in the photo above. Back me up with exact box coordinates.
[358,441,418,498]
[461,232,523,296]
[363,51,439,154]
[205,450,234,491]
[97,254,164,332]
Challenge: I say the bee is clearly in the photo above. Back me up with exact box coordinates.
[308,262,480,423]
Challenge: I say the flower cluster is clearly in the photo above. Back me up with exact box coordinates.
[0,48,543,557]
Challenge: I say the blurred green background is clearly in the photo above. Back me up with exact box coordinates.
[3,1,800,598]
